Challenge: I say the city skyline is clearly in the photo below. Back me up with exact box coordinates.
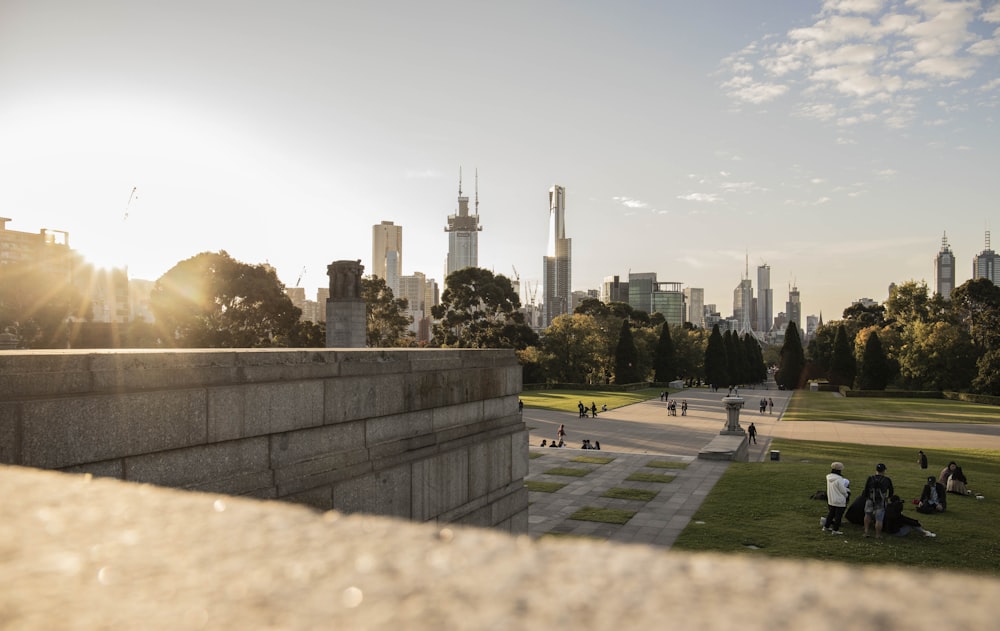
[1,1,997,321]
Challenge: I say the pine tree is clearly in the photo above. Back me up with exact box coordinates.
[859,330,889,390]
[724,330,741,386]
[829,324,857,387]
[777,321,806,390]
[653,323,678,382]
[704,324,729,388]
[614,319,640,384]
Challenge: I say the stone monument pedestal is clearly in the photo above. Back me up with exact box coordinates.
[325,260,367,348]
[720,396,746,436]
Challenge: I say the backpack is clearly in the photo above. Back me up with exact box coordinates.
[867,475,889,507]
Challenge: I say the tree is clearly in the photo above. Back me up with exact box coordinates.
[743,333,766,383]
[776,321,806,390]
[724,330,743,386]
[614,319,640,384]
[653,322,678,382]
[704,324,729,388]
[950,278,1000,351]
[0,257,84,348]
[150,251,301,347]
[673,325,708,384]
[858,330,889,390]
[972,349,1000,395]
[431,267,537,349]
[896,320,976,391]
[829,324,857,387]
[885,280,932,326]
[362,276,413,347]
[806,323,838,378]
[540,314,603,383]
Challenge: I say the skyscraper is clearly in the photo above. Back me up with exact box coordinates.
[973,230,998,286]
[934,232,956,299]
[683,287,704,328]
[445,169,481,277]
[543,185,571,327]
[757,264,772,333]
[786,285,801,332]
[372,220,403,297]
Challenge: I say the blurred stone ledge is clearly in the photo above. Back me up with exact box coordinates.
[2,464,994,630]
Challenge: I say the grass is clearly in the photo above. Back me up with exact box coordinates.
[529,452,545,459]
[645,460,689,470]
[525,480,568,493]
[783,391,1000,424]
[544,467,593,477]
[602,487,659,502]
[569,506,637,525]
[625,472,676,483]
[672,438,1000,576]
[520,387,664,412]
[571,455,616,465]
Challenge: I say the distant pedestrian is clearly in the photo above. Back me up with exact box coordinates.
[590,402,598,418]
[823,462,850,535]
[518,399,524,413]
[681,400,688,416]
[557,424,566,443]
[768,398,774,414]
[917,450,928,469]
[747,422,757,444]
[660,391,665,401]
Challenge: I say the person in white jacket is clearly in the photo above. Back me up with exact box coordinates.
[823,462,851,535]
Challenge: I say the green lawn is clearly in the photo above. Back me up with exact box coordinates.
[672,439,1000,576]
[520,387,665,413]
[783,391,1000,424]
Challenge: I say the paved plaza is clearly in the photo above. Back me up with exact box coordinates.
[523,386,1000,547]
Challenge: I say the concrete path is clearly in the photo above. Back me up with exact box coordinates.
[523,386,1000,548]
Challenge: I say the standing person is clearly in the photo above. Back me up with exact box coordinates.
[557,424,566,444]
[768,398,774,414]
[590,402,598,418]
[917,450,928,469]
[862,463,894,539]
[823,462,850,535]
[681,400,688,416]
[747,422,757,445]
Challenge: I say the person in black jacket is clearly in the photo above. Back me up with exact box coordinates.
[917,475,947,513]
[884,495,936,537]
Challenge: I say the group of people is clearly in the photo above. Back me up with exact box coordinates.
[538,430,600,451]
[824,461,939,539]
[758,397,774,414]
[665,399,687,415]
[577,401,604,418]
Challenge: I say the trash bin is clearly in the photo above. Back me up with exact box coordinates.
[770,450,780,461]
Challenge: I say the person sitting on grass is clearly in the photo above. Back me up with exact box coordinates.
[917,475,946,514]
[884,495,936,538]
[947,465,969,495]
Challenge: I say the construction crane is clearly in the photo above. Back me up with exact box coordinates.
[295,266,307,287]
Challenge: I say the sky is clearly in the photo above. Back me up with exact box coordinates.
[1,0,998,322]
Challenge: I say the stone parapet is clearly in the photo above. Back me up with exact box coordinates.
[0,349,526,531]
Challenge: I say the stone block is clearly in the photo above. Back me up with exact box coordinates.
[89,350,238,392]
[0,402,18,465]
[186,470,277,497]
[432,401,484,432]
[61,459,124,480]
[207,386,246,443]
[234,350,342,383]
[469,435,512,500]
[333,463,411,519]
[269,422,366,468]
[365,410,433,448]
[275,457,373,498]
[124,438,269,488]
[490,485,529,528]
[0,352,94,398]
[282,485,333,510]
[21,390,208,469]
[411,449,469,522]
[243,381,324,436]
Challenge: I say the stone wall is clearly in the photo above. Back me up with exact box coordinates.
[0,348,527,532]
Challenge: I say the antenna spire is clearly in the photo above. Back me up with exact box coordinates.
[475,168,479,215]
[458,167,463,197]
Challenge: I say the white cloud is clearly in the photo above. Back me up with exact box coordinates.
[612,196,649,209]
[677,193,722,203]
[720,0,996,129]
[404,169,442,179]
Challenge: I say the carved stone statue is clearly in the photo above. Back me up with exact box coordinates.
[328,260,364,299]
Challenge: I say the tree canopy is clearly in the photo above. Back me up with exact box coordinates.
[150,251,301,347]
[776,321,806,390]
[362,276,413,347]
[431,267,537,349]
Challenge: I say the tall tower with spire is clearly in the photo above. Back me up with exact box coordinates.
[543,185,571,328]
[444,168,482,277]
[973,229,998,286]
[934,231,956,299]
